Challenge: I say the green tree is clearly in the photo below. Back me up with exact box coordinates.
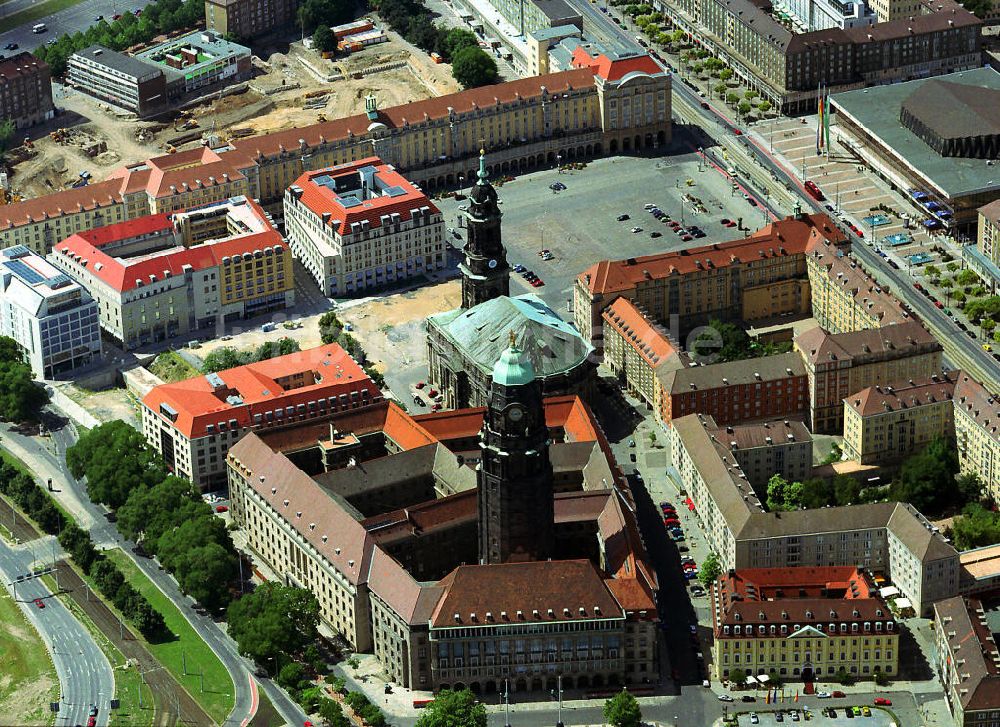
[277,661,308,691]
[0,336,22,363]
[175,542,238,611]
[726,92,740,104]
[833,473,861,506]
[319,698,351,727]
[201,346,248,373]
[766,474,790,511]
[298,0,353,35]
[957,472,985,503]
[0,360,48,422]
[66,420,166,509]
[952,503,1000,550]
[729,668,747,685]
[0,119,16,154]
[757,100,772,114]
[415,689,487,727]
[737,101,752,116]
[452,46,498,89]
[438,27,478,61]
[603,689,642,727]
[956,269,981,287]
[313,24,337,53]
[227,583,320,664]
[719,68,733,82]
[960,0,995,19]
[698,551,721,587]
[888,437,960,513]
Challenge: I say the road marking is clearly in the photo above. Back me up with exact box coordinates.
[240,673,259,727]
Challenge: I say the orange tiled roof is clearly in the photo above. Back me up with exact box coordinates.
[570,46,666,82]
[602,297,676,368]
[579,214,845,296]
[142,344,375,439]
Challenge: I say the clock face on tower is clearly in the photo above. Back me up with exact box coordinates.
[507,405,524,422]
[488,259,498,269]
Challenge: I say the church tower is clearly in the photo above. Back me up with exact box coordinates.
[460,151,509,310]
[477,333,554,565]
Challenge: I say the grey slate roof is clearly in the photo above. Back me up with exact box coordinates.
[428,294,592,379]
[72,45,161,81]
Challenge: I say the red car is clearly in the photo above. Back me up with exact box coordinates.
[34,598,45,609]
[87,718,96,727]
[914,283,923,291]
[664,519,681,527]
[415,382,425,389]
[215,505,228,513]
[682,235,693,242]
[531,278,545,287]
[832,691,846,698]
[733,128,743,136]
[874,697,892,706]
[935,301,944,309]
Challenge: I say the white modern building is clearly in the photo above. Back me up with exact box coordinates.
[0,245,102,378]
[283,158,446,297]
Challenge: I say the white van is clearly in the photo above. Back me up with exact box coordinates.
[32,23,47,33]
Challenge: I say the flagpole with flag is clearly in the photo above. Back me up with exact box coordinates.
[816,86,823,156]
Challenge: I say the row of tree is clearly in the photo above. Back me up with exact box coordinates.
[66,421,240,611]
[370,0,499,88]
[201,337,301,374]
[0,460,63,534]
[32,0,204,77]
[59,523,168,637]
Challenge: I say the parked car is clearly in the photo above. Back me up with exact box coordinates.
[816,692,831,699]
[215,505,229,513]
[650,231,662,238]
[4,42,18,50]
[873,697,892,706]
[741,695,757,703]
[831,691,846,698]
[617,213,630,221]
[718,694,734,702]
[630,226,643,233]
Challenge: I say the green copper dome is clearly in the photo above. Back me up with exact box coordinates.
[492,333,535,386]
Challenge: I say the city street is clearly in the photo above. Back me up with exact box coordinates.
[0,538,114,726]
[0,0,156,63]
[1,410,309,727]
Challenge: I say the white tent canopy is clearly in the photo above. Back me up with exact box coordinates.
[879,586,900,598]
[757,674,770,684]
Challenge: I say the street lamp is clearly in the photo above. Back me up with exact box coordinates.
[503,679,512,727]
[555,675,564,727]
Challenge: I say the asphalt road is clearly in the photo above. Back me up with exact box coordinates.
[13,411,310,727]
[1,540,114,727]
[0,0,156,61]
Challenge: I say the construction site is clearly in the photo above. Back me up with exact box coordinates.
[1,28,461,202]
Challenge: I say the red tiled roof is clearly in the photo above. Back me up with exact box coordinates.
[0,180,124,231]
[430,560,624,627]
[142,344,376,439]
[77,213,174,246]
[292,158,439,236]
[602,297,676,368]
[108,147,248,200]
[570,46,665,82]
[412,395,601,444]
[232,69,597,161]
[579,214,845,296]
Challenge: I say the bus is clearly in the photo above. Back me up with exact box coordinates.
[804,180,825,201]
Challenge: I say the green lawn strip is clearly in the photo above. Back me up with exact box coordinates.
[149,350,201,382]
[0,588,59,726]
[105,549,235,724]
[1,0,89,36]
[40,573,154,727]
[0,447,33,477]
[0,445,75,528]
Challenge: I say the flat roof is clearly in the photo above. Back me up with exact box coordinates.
[831,68,1000,200]
[71,45,161,81]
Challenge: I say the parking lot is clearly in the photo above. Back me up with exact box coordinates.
[434,152,773,320]
[736,704,897,726]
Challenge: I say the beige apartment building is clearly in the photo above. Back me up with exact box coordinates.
[954,374,1000,501]
[283,159,446,297]
[709,417,813,490]
[712,567,900,683]
[842,372,957,465]
[671,412,960,616]
[978,200,1000,268]
[575,213,844,348]
[806,244,909,334]
[49,197,292,349]
[795,322,943,434]
[601,296,684,413]
[935,596,1000,727]
[142,344,379,488]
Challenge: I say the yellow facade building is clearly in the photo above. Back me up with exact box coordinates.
[806,242,910,334]
[712,567,900,684]
[842,372,957,465]
[954,373,1000,500]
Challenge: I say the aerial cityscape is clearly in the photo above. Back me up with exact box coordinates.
[0,0,999,722]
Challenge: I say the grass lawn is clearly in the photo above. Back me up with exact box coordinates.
[106,549,235,724]
[1,0,90,33]
[0,589,58,726]
[41,574,154,727]
[149,351,201,383]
